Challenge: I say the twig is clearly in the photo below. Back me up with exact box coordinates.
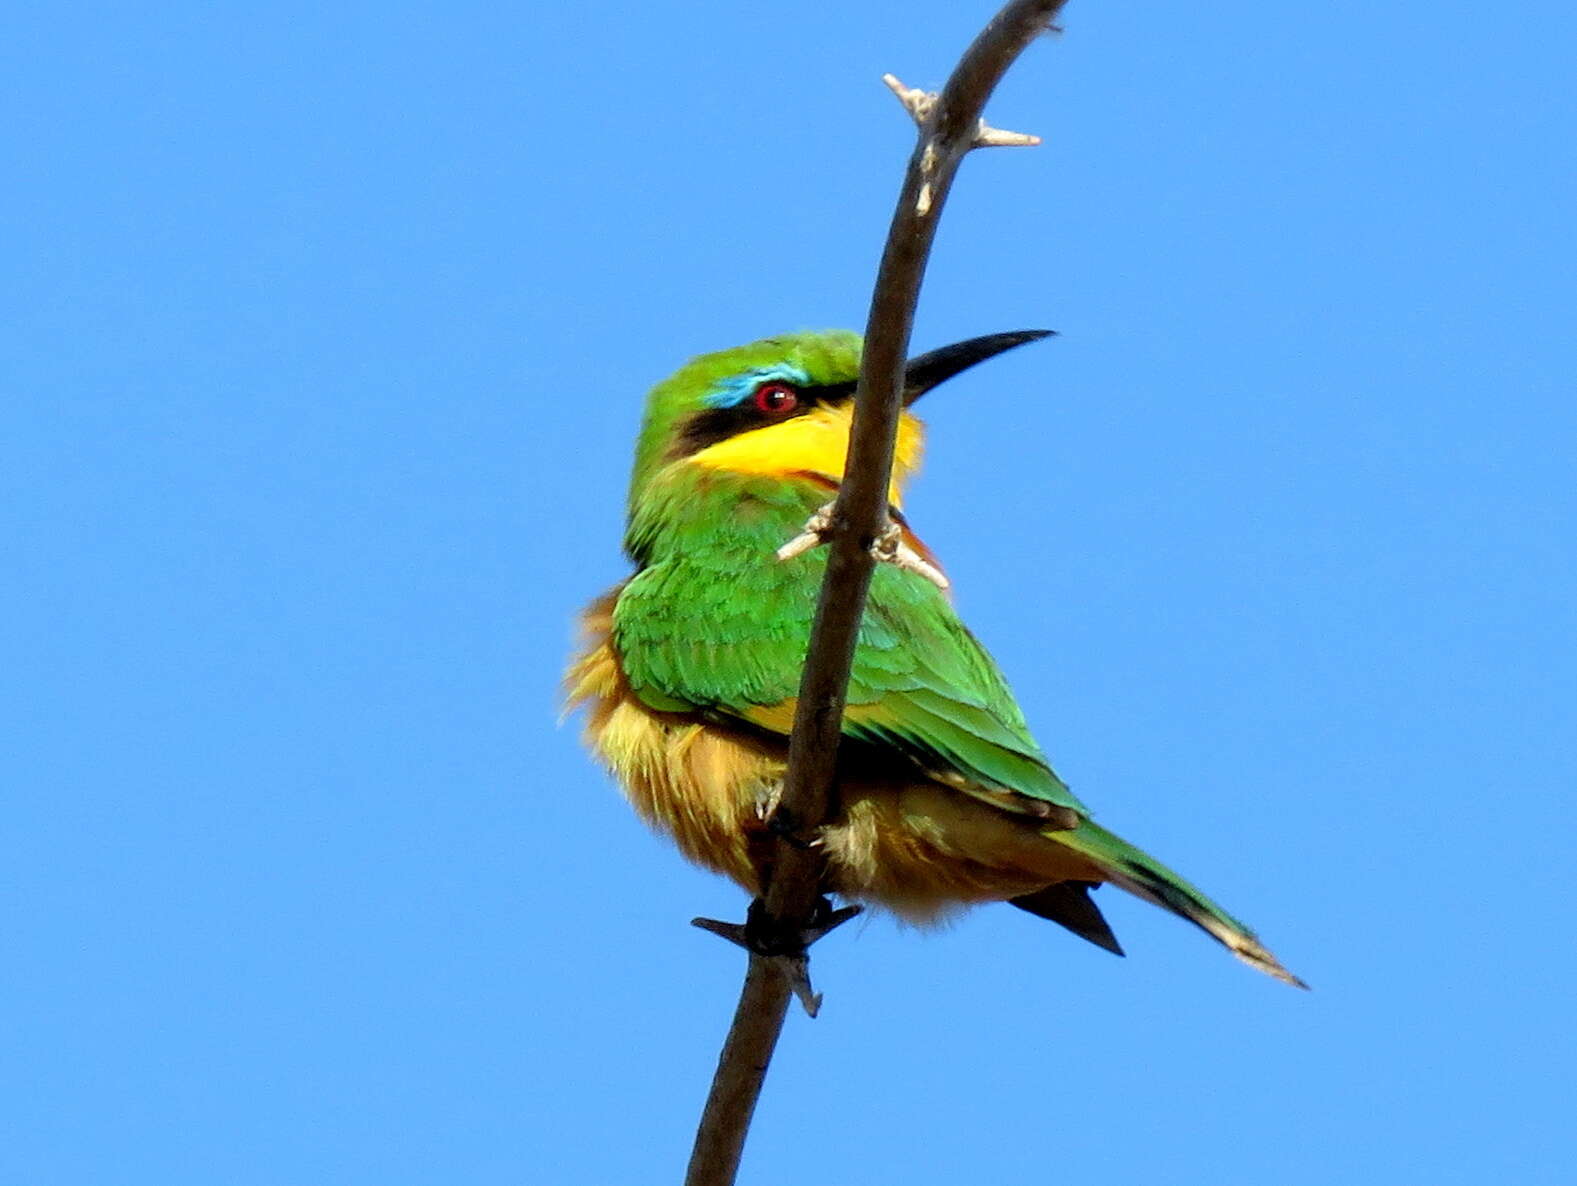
[684,4,1068,1184]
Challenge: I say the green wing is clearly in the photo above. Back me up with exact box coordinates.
[613,540,1087,819]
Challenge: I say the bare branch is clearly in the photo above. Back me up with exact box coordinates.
[684,4,1068,1184]
[683,960,791,1186]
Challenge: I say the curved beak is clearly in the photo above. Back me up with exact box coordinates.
[902,330,1055,405]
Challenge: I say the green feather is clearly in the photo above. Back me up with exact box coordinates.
[614,462,1085,817]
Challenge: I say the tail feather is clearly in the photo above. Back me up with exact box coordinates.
[1052,821,1307,989]
[1010,881,1125,957]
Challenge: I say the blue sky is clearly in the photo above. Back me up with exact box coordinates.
[5,2,1575,1183]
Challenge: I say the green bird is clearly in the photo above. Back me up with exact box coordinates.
[567,329,1302,986]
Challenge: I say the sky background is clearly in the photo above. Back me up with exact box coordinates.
[5,2,1575,1183]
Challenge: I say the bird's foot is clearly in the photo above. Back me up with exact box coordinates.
[752,784,780,822]
[774,502,837,563]
[870,517,949,590]
[776,500,949,591]
[692,896,863,1017]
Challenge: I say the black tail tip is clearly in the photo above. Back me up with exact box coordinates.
[1010,882,1125,958]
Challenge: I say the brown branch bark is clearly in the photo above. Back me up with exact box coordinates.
[684,4,1068,1184]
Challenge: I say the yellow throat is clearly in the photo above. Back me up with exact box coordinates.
[684,402,925,507]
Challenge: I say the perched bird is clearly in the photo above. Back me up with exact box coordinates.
[566,329,1302,986]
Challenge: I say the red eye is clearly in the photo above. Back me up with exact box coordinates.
[753,382,800,416]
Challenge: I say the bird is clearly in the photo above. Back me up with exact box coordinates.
[565,328,1303,987]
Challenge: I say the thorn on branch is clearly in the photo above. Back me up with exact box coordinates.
[882,71,1041,150]
[882,73,937,125]
[974,123,1041,148]
[782,956,823,1017]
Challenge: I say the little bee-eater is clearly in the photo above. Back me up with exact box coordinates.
[567,329,1302,986]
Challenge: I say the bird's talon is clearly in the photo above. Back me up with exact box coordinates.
[690,916,751,950]
[871,520,950,590]
[776,502,837,562]
[753,785,784,821]
[806,899,863,942]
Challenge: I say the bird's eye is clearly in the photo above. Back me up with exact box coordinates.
[752,382,800,416]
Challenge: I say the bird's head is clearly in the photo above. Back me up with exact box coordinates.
[627,328,1050,517]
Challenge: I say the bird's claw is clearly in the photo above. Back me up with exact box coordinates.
[691,916,752,948]
[774,503,835,562]
[870,519,950,590]
[753,784,782,822]
[691,897,863,1017]
[777,501,950,591]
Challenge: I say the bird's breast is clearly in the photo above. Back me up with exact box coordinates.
[565,589,779,893]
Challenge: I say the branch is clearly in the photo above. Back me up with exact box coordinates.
[684,4,1068,1184]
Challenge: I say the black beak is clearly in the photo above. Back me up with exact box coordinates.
[902,330,1055,405]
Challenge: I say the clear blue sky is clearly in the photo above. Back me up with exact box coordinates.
[5,2,1574,1183]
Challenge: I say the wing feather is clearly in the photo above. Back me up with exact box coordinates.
[614,548,1086,819]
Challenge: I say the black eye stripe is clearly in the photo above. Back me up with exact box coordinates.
[669,380,856,459]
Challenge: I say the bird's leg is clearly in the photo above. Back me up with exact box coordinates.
[692,896,863,1017]
[777,500,949,591]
